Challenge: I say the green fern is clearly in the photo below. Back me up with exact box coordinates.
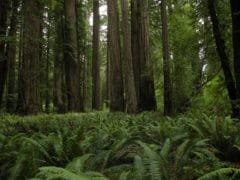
[1,113,240,180]
[66,154,92,174]
[134,155,146,180]
[35,166,108,180]
[118,171,130,180]
[35,166,90,180]
[136,141,169,180]
[188,115,240,161]
[198,168,240,180]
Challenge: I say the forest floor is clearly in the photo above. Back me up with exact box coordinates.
[0,112,240,179]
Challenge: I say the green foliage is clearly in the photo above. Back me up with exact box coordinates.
[198,168,240,180]
[34,166,108,180]
[188,114,240,162]
[0,112,240,179]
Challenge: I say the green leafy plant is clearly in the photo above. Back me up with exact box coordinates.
[0,113,239,179]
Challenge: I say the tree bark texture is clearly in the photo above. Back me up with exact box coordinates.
[107,0,125,112]
[161,0,173,116]
[53,8,67,113]
[92,0,101,110]
[0,0,9,107]
[6,0,19,112]
[131,0,156,112]
[64,0,82,112]
[121,0,138,113]
[131,0,141,108]
[17,0,42,114]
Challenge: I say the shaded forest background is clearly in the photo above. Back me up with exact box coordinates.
[0,0,240,117]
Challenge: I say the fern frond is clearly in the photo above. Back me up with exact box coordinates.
[36,166,90,180]
[118,171,130,180]
[134,155,145,180]
[137,141,168,180]
[66,154,92,174]
[84,171,108,180]
[160,138,171,158]
[198,168,240,180]
[22,137,53,163]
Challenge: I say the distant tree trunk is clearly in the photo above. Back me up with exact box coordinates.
[75,0,85,112]
[192,51,204,96]
[106,34,110,108]
[230,0,240,118]
[138,0,157,111]
[0,0,9,108]
[161,0,173,116]
[64,0,81,112]
[92,0,101,110]
[84,45,93,111]
[45,24,51,113]
[39,4,44,107]
[82,56,86,111]
[6,0,19,113]
[53,8,66,113]
[208,0,238,117]
[17,2,24,113]
[81,9,92,111]
[17,0,42,114]
[82,27,89,111]
[121,0,137,113]
[131,0,140,108]
[107,0,125,112]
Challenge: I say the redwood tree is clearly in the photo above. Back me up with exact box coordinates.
[64,0,81,112]
[131,0,140,108]
[161,0,173,116]
[131,0,156,112]
[107,0,125,112]
[17,0,42,114]
[6,0,20,112]
[53,5,66,113]
[121,0,137,113]
[0,0,9,108]
[92,0,101,110]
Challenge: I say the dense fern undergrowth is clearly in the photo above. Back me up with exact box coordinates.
[0,112,240,180]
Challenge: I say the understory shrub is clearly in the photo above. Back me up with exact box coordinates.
[0,112,239,179]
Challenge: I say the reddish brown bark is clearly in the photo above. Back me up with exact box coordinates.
[92,0,101,110]
[108,0,125,111]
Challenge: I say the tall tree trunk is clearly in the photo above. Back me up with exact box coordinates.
[0,0,9,108]
[75,0,84,112]
[17,0,42,114]
[92,0,101,110]
[208,0,238,116]
[138,0,157,111]
[6,0,19,113]
[81,9,92,111]
[17,2,24,113]
[45,24,51,113]
[107,0,125,112]
[53,8,66,113]
[121,0,137,113]
[131,0,140,108]
[230,0,240,118]
[106,32,110,108]
[37,2,45,107]
[64,0,81,112]
[161,0,173,116]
